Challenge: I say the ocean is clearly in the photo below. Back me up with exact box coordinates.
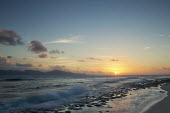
[0,75,169,113]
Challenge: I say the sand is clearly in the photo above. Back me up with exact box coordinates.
[145,83,170,113]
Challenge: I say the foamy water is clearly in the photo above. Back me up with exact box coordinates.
[0,75,169,113]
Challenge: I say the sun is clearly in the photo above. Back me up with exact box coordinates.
[106,66,123,75]
[114,72,119,75]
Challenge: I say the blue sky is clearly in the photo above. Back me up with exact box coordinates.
[0,0,170,75]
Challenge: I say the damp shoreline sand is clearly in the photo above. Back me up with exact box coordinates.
[144,83,170,113]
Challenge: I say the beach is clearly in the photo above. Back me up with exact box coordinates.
[5,77,170,113]
[145,83,170,113]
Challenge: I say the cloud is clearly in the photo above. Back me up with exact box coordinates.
[87,57,102,61]
[16,63,33,67]
[0,56,12,65]
[77,60,85,62]
[160,35,170,36]
[80,71,110,75]
[45,35,81,44]
[38,53,48,58]
[7,56,13,59]
[111,59,119,61]
[38,64,43,67]
[0,56,15,70]
[144,46,151,50]
[0,28,24,46]
[162,67,170,70]
[0,56,34,70]
[28,40,47,53]
[47,39,74,43]
[49,50,64,54]
[49,65,66,71]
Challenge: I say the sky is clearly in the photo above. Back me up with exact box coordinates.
[0,0,170,75]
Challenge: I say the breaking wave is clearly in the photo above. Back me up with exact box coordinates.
[0,86,88,113]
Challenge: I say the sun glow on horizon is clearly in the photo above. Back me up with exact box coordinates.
[106,66,124,75]
[114,72,119,75]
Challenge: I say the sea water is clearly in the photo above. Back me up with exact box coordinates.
[0,75,169,113]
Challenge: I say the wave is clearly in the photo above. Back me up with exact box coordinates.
[0,78,35,82]
[0,86,88,113]
[25,84,69,90]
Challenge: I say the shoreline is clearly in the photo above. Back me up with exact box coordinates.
[8,78,170,113]
[144,83,170,113]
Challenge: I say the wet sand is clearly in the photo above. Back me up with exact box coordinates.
[145,83,170,113]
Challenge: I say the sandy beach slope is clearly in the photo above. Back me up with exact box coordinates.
[145,84,170,113]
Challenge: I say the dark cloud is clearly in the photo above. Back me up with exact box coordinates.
[111,59,119,61]
[87,57,102,61]
[162,67,170,70]
[38,64,43,67]
[0,28,24,46]
[16,63,33,67]
[0,56,11,65]
[80,71,110,75]
[49,50,64,54]
[0,56,16,70]
[0,56,34,70]
[49,65,66,71]
[77,60,85,62]
[28,40,47,54]
[7,56,13,59]
[38,53,48,58]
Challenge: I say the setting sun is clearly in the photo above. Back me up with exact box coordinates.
[114,72,119,75]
